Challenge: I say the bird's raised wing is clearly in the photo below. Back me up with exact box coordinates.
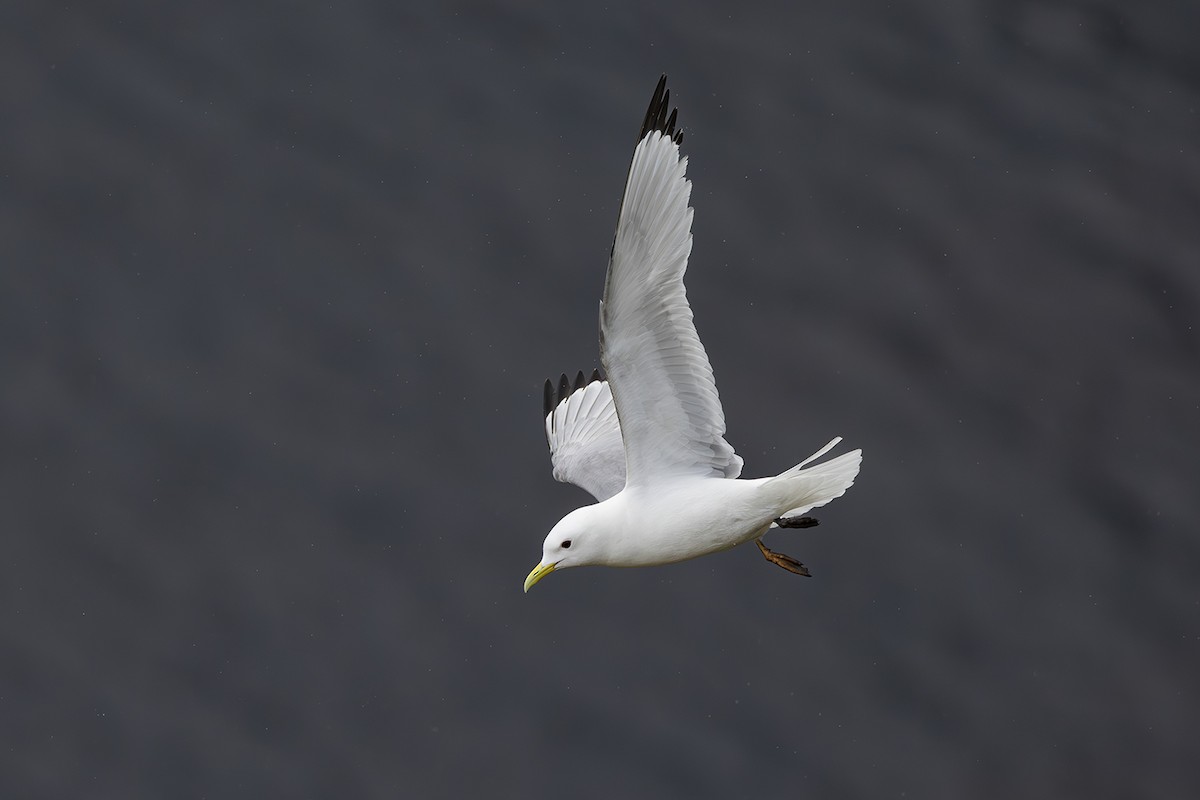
[599,76,743,487]
[544,370,626,502]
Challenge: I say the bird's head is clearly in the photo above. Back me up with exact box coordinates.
[523,506,601,592]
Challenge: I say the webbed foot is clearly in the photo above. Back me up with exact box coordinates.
[755,539,811,577]
[774,515,819,529]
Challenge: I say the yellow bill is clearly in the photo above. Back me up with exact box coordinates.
[523,561,556,593]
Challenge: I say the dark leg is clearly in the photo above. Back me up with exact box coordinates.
[774,515,819,529]
[756,539,811,577]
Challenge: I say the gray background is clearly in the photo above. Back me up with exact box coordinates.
[4,1,1198,797]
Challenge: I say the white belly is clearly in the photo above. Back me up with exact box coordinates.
[601,477,777,567]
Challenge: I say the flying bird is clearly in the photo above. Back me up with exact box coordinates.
[525,76,861,592]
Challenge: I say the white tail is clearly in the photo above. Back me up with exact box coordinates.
[762,438,863,519]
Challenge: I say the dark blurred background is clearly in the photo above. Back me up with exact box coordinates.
[3,1,1198,797]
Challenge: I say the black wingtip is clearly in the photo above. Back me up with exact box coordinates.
[638,74,683,145]
[543,369,607,423]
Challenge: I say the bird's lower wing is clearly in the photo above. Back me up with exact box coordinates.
[544,371,626,502]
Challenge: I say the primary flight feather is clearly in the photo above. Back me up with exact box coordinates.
[525,76,861,591]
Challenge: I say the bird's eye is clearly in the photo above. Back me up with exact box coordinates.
[561,540,572,549]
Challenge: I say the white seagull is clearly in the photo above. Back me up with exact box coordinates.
[524,76,862,592]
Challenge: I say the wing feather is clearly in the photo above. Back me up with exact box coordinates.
[544,372,626,502]
[599,77,742,487]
